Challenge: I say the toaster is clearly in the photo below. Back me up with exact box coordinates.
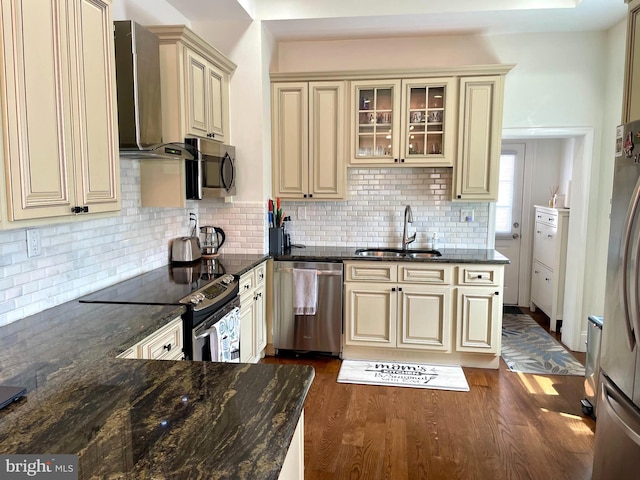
[171,236,201,263]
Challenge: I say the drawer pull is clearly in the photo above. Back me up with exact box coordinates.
[477,274,483,279]
[163,344,172,351]
[244,284,250,290]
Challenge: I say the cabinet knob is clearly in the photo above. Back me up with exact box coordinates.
[392,287,396,292]
[400,159,405,163]
[477,274,482,279]
[394,158,399,163]
[495,292,499,296]
[398,287,403,292]
[457,195,462,199]
[163,344,172,351]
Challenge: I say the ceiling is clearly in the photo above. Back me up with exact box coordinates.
[165,0,628,41]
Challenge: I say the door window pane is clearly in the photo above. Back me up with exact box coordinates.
[496,153,515,234]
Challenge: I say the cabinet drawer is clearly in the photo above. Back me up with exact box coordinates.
[534,208,558,228]
[254,262,266,286]
[239,271,255,295]
[138,318,183,360]
[399,264,453,285]
[457,265,503,286]
[344,262,397,282]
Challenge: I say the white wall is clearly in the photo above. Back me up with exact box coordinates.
[113,0,191,25]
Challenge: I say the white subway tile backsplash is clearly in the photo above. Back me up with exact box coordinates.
[0,159,266,327]
[283,168,489,249]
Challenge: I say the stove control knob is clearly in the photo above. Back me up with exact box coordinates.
[220,274,234,285]
[189,296,200,305]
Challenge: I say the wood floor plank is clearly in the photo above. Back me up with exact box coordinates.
[262,312,595,479]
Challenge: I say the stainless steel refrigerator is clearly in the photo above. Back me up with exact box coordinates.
[592,120,640,478]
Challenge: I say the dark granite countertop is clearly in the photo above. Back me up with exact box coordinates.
[274,245,510,264]
[79,253,270,305]
[0,283,313,479]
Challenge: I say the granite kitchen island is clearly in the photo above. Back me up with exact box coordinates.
[0,298,313,479]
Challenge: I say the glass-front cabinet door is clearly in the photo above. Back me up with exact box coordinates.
[401,78,456,165]
[351,80,401,165]
[350,77,456,166]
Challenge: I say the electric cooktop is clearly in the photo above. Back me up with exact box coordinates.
[79,260,227,306]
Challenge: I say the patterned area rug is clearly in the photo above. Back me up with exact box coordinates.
[501,314,585,376]
[337,360,469,391]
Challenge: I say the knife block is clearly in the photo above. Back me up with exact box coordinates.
[269,227,284,255]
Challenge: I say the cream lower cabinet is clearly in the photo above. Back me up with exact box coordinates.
[278,411,304,480]
[455,265,504,354]
[344,262,453,352]
[0,0,120,224]
[343,261,504,368]
[116,316,184,361]
[271,81,346,200]
[240,261,267,363]
[453,75,504,201]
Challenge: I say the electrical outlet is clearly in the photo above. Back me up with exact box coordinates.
[460,209,475,222]
[26,229,41,257]
[298,206,307,220]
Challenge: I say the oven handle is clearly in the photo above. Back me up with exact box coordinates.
[196,326,221,340]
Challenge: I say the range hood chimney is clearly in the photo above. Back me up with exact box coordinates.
[114,20,193,160]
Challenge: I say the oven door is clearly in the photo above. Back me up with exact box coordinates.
[192,297,241,362]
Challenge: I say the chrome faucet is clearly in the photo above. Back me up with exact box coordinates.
[402,205,416,250]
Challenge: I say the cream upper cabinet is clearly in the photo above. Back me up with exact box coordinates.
[0,0,120,223]
[272,81,346,200]
[453,75,504,201]
[147,25,236,144]
[350,77,456,166]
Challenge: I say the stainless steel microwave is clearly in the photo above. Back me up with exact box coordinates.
[184,137,236,199]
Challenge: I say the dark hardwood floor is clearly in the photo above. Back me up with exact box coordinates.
[262,308,595,479]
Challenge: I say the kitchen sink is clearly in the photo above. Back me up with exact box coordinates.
[355,248,441,258]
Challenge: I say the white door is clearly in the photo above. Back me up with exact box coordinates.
[494,143,525,305]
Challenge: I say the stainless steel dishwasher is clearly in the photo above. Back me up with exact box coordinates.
[273,261,343,356]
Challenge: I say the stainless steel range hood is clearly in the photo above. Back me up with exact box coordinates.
[114,20,193,160]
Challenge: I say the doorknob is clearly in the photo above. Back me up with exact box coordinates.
[512,233,520,239]
[513,222,520,228]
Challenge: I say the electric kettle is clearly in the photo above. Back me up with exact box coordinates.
[200,226,226,257]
